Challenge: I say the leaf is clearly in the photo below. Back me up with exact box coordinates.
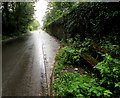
[115,82,120,87]
[104,90,112,96]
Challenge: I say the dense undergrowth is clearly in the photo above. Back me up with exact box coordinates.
[53,36,120,97]
[43,2,120,97]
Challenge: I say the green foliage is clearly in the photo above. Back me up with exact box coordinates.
[54,61,64,74]
[102,44,120,55]
[100,39,120,55]
[43,2,76,29]
[2,2,35,37]
[46,2,120,97]
[66,36,93,54]
[29,19,40,31]
[54,71,112,97]
[56,46,81,65]
[44,2,120,42]
[94,54,120,94]
[54,41,120,97]
[90,3,120,38]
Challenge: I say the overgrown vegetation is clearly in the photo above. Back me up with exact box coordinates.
[43,2,77,29]
[43,2,120,97]
[44,2,120,42]
[2,2,40,41]
[54,42,120,97]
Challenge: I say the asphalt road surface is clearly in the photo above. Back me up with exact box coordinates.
[2,30,60,96]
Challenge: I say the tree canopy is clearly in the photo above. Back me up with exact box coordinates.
[43,2,76,28]
[2,2,35,37]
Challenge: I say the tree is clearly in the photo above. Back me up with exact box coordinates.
[2,2,35,37]
[43,2,76,28]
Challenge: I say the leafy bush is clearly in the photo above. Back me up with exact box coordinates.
[56,46,81,65]
[66,35,93,54]
[54,46,120,97]
[54,62,64,74]
[54,72,112,97]
[100,40,120,55]
[94,54,120,94]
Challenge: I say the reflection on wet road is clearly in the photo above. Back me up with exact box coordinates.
[2,30,60,96]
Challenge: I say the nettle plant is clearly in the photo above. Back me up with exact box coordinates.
[56,46,81,65]
[94,54,120,94]
[54,71,113,97]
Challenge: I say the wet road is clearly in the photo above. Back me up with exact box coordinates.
[2,30,60,96]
